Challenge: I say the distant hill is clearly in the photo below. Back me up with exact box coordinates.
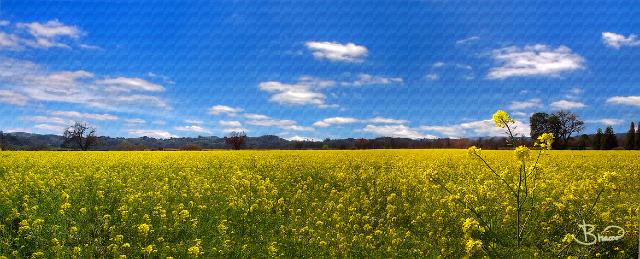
[0,132,503,150]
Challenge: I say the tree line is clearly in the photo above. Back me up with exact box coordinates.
[1,113,639,151]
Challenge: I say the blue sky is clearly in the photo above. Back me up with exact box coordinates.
[1,0,639,140]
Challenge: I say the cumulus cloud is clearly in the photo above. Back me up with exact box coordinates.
[305,41,368,62]
[487,44,585,79]
[362,124,435,139]
[259,80,327,106]
[606,96,640,107]
[602,32,640,48]
[208,105,243,115]
[49,110,119,121]
[509,98,542,110]
[128,129,176,139]
[549,100,586,110]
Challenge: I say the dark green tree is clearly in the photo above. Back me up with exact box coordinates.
[592,128,603,150]
[602,126,618,150]
[636,122,640,150]
[529,112,551,140]
[577,134,590,150]
[529,111,584,149]
[625,122,635,150]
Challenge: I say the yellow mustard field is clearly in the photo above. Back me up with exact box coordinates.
[0,150,638,258]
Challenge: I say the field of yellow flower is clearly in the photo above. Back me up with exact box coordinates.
[0,150,638,257]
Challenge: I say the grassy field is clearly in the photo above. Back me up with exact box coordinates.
[0,150,638,257]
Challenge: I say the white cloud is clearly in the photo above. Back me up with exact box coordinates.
[49,110,119,121]
[208,105,243,115]
[24,116,71,125]
[312,116,407,127]
[367,116,408,124]
[183,119,203,124]
[125,118,146,124]
[16,19,83,49]
[244,113,313,131]
[0,20,9,26]
[259,75,401,107]
[549,99,586,110]
[219,120,242,127]
[222,127,249,133]
[508,98,542,110]
[340,74,403,87]
[420,119,530,138]
[305,41,368,62]
[174,125,212,134]
[425,73,439,81]
[34,123,66,133]
[606,96,640,107]
[487,44,585,79]
[286,136,320,141]
[0,89,29,105]
[0,32,21,49]
[96,77,165,92]
[313,117,360,127]
[259,80,327,106]
[128,129,176,139]
[456,36,480,45]
[0,57,169,111]
[362,124,436,139]
[585,118,624,126]
[602,32,640,48]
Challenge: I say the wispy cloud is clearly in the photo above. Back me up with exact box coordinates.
[606,96,640,107]
[0,57,169,111]
[585,118,624,126]
[549,100,586,110]
[455,36,480,45]
[208,105,243,116]
[509,98,542,110]
[243,113,313,131]
[174,125,212,134]
[49,110,119,121]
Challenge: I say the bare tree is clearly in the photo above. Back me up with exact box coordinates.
[63,122,98,151]
[225,131,246,150]
[552,111,584,148]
